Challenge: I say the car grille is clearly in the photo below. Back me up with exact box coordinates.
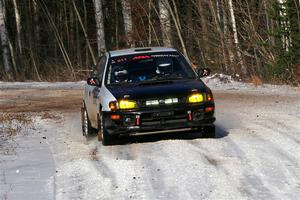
[137,97,186,108]
[140,110,188,126]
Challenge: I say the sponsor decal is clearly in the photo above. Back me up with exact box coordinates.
[151,54,180,58]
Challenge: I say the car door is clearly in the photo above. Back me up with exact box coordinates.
[90,55,107,126]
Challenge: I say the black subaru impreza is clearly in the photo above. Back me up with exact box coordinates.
[82,47,215,145]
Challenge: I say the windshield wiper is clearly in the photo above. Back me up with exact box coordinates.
[165,77,186,80]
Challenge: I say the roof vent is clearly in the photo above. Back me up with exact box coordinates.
[134,48,152,52]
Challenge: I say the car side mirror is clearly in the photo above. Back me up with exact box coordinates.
[87,77,100,86]
[197,68,211,78]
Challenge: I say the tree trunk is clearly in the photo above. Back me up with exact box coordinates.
[82,0,89,69]
[165,0,188,58]
[278,0,291,52]
[263,0,275,46]
[25,0,41,80]
[216,0,221,23]
[13,0,22,58]
[171,0,181,31]
[208,0,229,71]
[93,0,106,56]
[121,0,133,47]
[196,1,208,42]
[159,0,171,46]
[0,0,11,74]
[72,0,96,66]
[148,0,152,46]
[115,0,119,49]
[228,0,247,75]
[37,0,75,76]
[33,0,40,67]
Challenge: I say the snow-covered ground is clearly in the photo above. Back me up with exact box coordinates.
[204,74,300,97]
[0,74,299,96]
[1,78,300,200]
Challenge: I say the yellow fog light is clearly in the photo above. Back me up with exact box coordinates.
[119,100,137,109]
[188,93,204,103]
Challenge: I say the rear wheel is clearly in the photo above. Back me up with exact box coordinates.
[81,105,94,137]
[202,125,215,138]
[98,112,117,145]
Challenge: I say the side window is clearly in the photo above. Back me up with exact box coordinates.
[96,56,107,84]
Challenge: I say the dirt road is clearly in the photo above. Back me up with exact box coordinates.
[1,86,300,200]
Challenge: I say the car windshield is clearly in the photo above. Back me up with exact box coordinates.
[106,52,196,85]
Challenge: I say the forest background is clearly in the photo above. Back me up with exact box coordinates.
[0,0,299,85]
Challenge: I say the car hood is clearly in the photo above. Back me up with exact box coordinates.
[106,79,211,100]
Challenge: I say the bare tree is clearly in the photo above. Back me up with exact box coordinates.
[121,0,133,47]
[159,0,171,46]
[0,0,11,74]
[0,0,298,82]
[37,0,75,76]
[206,0,229,71]
[93,0,106,56]
[72,0,96,66]
[32,1,39,40]
[148,0,152,45]
[12,0,22,58]
[228,0,246,75]
[165,0,188,58]
[278,0,291,52]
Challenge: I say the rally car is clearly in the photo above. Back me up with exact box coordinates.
[81,47,215,145]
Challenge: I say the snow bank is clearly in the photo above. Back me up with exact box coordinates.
[0,75,299,96]
[203,74,300,96]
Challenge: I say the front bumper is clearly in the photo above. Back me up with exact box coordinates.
[103,103,215,135]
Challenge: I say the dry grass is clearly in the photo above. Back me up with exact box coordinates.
[0,113,34,137]
[250,75,263,86]
[0,89,81,155]
[0,111,64,155]
[39,111,62,121]
[0,113,34,155]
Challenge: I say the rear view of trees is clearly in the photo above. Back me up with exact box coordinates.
[0,0,299,84]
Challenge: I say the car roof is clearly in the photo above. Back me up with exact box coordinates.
[109,47,178,57]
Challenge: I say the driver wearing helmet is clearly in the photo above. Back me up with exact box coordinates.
[155,57,174,76]
[114,67,129,83]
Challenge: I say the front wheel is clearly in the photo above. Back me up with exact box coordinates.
[98,112,117,146]
[81,105,95,137]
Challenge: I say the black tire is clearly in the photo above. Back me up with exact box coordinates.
[98,112,117,145]
[202,125,216,138]
[81,105,94,137]
[97,114,102,142]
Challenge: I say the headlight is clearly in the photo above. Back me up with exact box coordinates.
[188,93,204,103]
[119,100,137,109]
